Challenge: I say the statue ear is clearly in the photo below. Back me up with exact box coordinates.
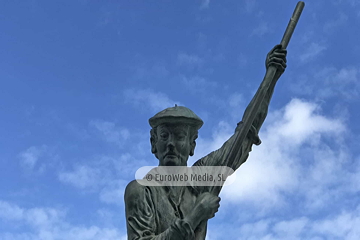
[150,136,157,154]
[150,128,157,154]
[189,140,196,156]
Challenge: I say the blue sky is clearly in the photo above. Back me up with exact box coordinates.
[1,0,360,239]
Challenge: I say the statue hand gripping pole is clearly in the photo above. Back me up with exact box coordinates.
[210,1,305,196]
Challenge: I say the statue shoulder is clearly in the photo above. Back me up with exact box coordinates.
[124,180,146,200]
[124,180,156,212]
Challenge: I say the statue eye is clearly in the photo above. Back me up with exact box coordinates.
[177,135,186,141]
[160,133,168,139]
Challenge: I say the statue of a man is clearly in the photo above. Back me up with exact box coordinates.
[124,44,287,240]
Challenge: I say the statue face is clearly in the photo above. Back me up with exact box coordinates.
[155,123,192,166]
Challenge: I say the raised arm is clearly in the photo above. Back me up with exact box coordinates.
[244,44,287,132]
[193,45,287,171]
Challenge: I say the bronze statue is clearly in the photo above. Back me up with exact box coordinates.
[124,2,305,239]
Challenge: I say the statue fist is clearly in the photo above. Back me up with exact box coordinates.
[194,192,221,220]
[266,44,287,73]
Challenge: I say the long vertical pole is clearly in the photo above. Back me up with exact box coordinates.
[211,1,305,196]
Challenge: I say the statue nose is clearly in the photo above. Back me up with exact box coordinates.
[167,135,175,149]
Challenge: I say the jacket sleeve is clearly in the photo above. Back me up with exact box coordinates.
[192,121,261,171]
[124,180,195,240]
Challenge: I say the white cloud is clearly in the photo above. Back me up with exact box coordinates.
[272,217,309,238]
[251,22,269,37]
[245,0,257,13]
[206,205,360,240]
[200,0,210,9]
[18,145,56,173]
[335,67,359,83]
[0,201,24,221]
[89,120,129,146]
[315,66,360,99]
[221,99,345,207]
[275,99,344,145]
[186,97,360,239]
[181,76,217,95]
[332,0,360,7]
[228,92,245,121]
[130,62,169,81]
[96,209,118,227]
[58,165,102,189]
[58,154,147,203]
[179,76,229,111]
[177,53,203,68]
[19,146,44,170]
[238,219,271,239]
[188,98,349,213]
[291,66,360,100]
[124,88,180,112]
[0,200,65,229]
[66,123,91,140]
[299,42,327,62]
[228,93,243,108]
[99,180,127,205]
[0,200,126,240]
[323,12,348,34]
[312,206,360,239]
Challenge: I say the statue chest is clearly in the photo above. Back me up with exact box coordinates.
[152,186,207,239]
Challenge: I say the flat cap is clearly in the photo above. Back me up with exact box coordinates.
[149,105,203,130]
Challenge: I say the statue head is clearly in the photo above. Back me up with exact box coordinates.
[149,105,203,166]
